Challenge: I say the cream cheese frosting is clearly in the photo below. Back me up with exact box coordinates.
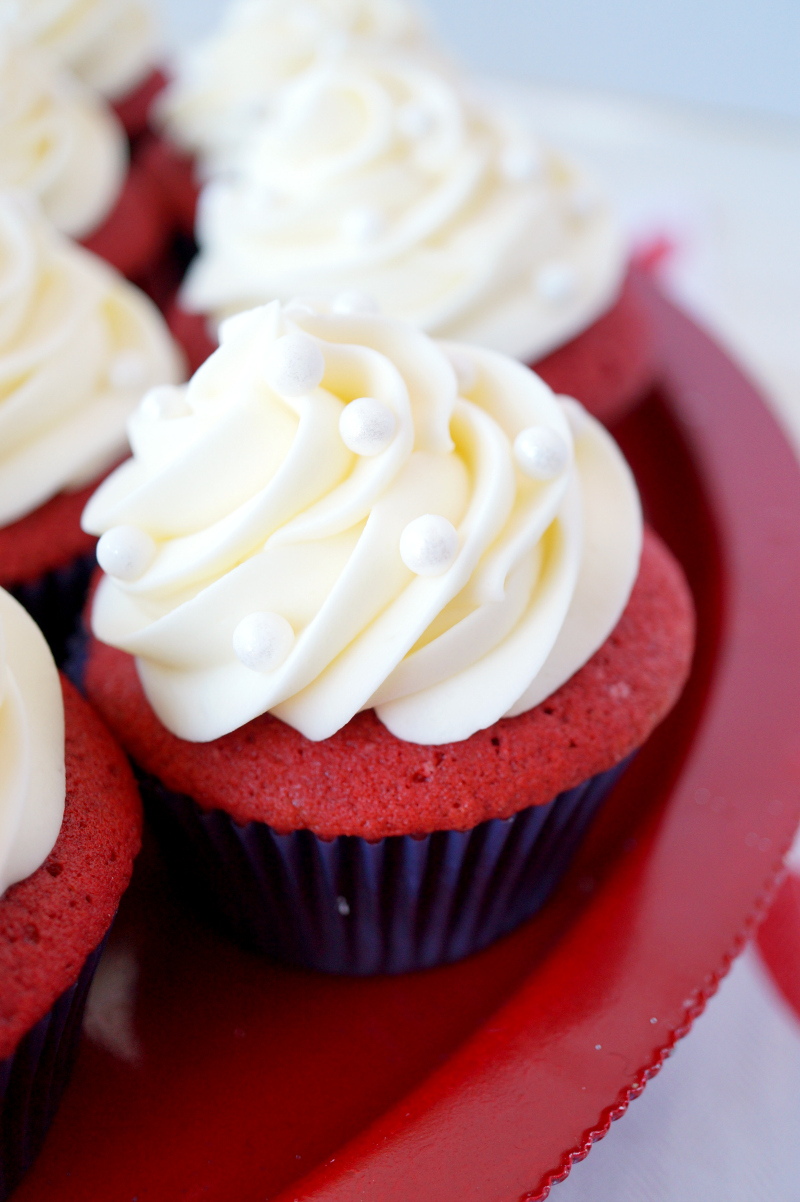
[0,195,183,528]
[83,300,642,746]
[182,55,625,365]
[0,587,65,898]
[0,32,126,238]
[1,0,159,100]
[157,0,430,171]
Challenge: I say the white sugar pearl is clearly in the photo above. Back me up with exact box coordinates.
[139,385,190,421]
[513,426,570,480]
[339,397,396,456]
[264,333,325,397]
[341,206,386,244]
[399,515,459,576]
[535,262,578,303]
[109,350,149,390]
[331,290,380,315]
[446,350,477,394]
[97,525,156,582]
[500,145,543,183]
[558,396,590,440]
[233,612,294,673]
[397,102,433,140]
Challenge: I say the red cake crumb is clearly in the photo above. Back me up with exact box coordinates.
[85,527,694,841]
[134,133,199,238]
[81,161,170,280]
[0,678,142,1061]
[112,68,168,140]
[533,269,657,426]
[0,478,101,589]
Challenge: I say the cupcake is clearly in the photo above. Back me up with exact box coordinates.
[2,0,163,137]
[79,300,693,974]
[0,587,142,1199]
[0,28,169,279]
[0,194,182,659]
[176,52,652,424]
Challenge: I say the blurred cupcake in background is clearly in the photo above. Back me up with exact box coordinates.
[0,194,182,658]
[0,586,142,1199]
[176,53,654,425]
[1,0,163,137]
[157,0,433,175]
[0,26,170,279]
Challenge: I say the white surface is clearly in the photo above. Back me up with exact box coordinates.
[554,947,800,1202]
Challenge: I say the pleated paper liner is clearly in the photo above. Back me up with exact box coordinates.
[140,758,631,976]
[0,933,109,1200]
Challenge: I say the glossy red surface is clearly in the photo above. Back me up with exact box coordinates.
[16,279,800,1202]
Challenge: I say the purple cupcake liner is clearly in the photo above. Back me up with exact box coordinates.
[0,931,109,1199]
[140,758,630,976]
[10,553,96,666]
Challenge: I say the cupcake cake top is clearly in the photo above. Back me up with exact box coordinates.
[0,195,183,528]
[0,31,126,238]
[83,299,642,745]
[0,587,65,897]
[182,54,625,365]
[0,0,159,101]
[158,0,430,170]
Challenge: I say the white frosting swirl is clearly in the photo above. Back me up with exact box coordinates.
[0,587,65,898]
[0,0,159,100]
[1,0,160,99]
[157,0,430,171]
[0,32,126,238]
[182,56,625,364]
[0,195,183,528]
[83,301,642,746]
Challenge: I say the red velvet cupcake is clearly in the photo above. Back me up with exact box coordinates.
[174,51,654,425]
[0,195,182,659]
[0,589,142,1199]
[80,302,693,973]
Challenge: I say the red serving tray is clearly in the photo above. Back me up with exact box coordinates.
[17,277,800,1202]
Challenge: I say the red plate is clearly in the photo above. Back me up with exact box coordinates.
[17,277,800,1202]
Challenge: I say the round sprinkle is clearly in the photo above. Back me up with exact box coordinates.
[397,102,433,140]
[233,612,295,673]
[500,145,543,182]
[535,262,578,303]
[399,515,459,576]
[139,385,191,421]
[336,896,350,916]
[331,290,380,315]
[341,206,386,244]
[97,525,156,582]
[109,350,149,390]
[513,426,570,480]
[264,333,325,397]
[446,350,478,394]
[558,395,590,440]
[339,397,396,456]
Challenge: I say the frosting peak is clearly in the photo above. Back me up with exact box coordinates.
[0,587,65,898]
[0,194,183,528]
[0,32,126,237]
[84,301,642,746]
[182,54,625,364]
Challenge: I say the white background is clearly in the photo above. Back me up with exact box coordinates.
[159,0,800,121]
